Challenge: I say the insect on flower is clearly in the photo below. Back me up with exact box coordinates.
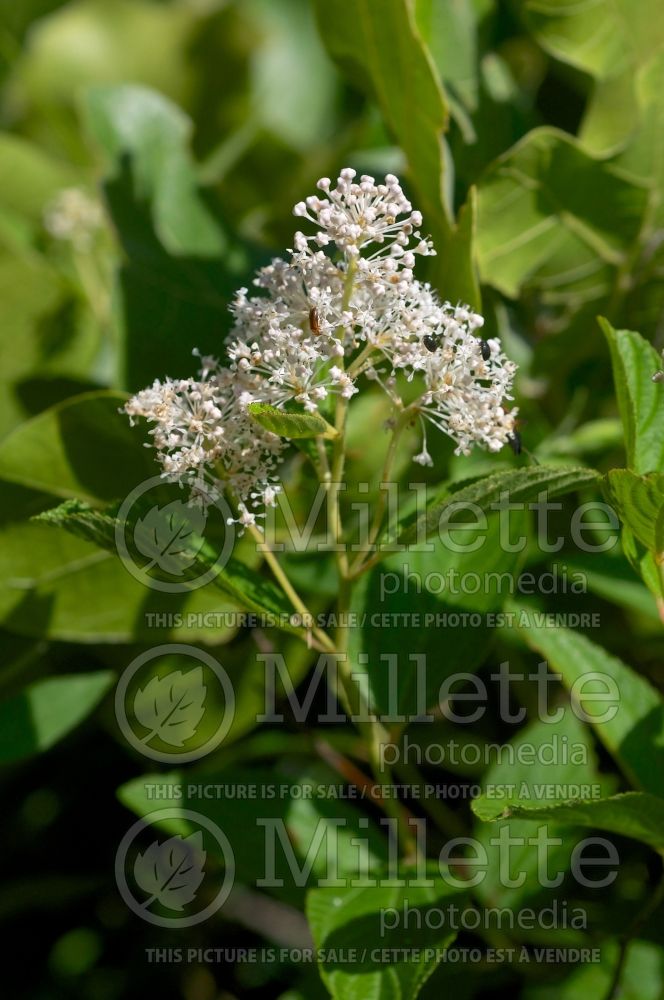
[507,430,522,455]
[478,338,491,361]
[124,168,519,516]
[309,306,321,335]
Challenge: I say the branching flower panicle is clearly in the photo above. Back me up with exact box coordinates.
[124,168,518,515]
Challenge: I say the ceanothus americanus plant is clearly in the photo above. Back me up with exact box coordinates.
[124,169,517,530]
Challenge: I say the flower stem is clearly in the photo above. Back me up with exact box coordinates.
[333,574,418,858]
[349,408,408,578]
[246,522,335,654]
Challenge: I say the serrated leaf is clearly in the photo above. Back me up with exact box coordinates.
[36,499,301,635]
[601,318,664,473]
[605,468,664,556]
[248,402,337,440]
[472,711,605,908]
[397,465,601,548]
[134,501,207,575]
[134,667,207,748]
[506,607,664,797]
[473,791,664,853]
[0,672,114,763]
[134,831,206,911]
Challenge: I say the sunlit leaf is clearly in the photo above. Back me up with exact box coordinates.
[0,671,114,762]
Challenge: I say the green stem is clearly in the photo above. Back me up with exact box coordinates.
[73,248,110,328]
[347,341,376,379]
[349,408,408,578]
[333,574,418,858]
[246,522,335,654]
[325,258,358,581]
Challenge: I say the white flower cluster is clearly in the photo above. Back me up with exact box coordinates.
[44,188,104,250]
[125,168,517,516]
[124,354,285,525]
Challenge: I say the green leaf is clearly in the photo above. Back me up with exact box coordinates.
[245,0,338,150]
[0,134,78,233]
[414,0,486,112]
[562,552,661,623]
[476,128,646,301]
[0,498,237,644]
[506,608,664,797]
[0,390,154,504]
[307,877,464,1000]
[0,257,99,385]
[84,84,225,258]
[0,672,114,763]
[248,403,337,440]
[118,762,389,905]
[81,84,244,390]
[474,791,664,853]
[521,0,664,82]
[15,0,198,141]
[349,562,494,720]
[38,499,301,636]
[525,940,664,1000]
[619,523,664,609]
[538,419,624,459]
[397,465,601,548]
[0,391,238,643]
[402,505,530,613]
[313,0,479,306]
[349,467,599,719]
[473,711,605,909]
[600,318,664,474]
[605,469,664,556]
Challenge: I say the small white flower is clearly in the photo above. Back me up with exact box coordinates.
[292,170,435,263]
[125,169,518,510]
[413,445,433,467]
[124,356,286,512]
[44,188,103,250]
